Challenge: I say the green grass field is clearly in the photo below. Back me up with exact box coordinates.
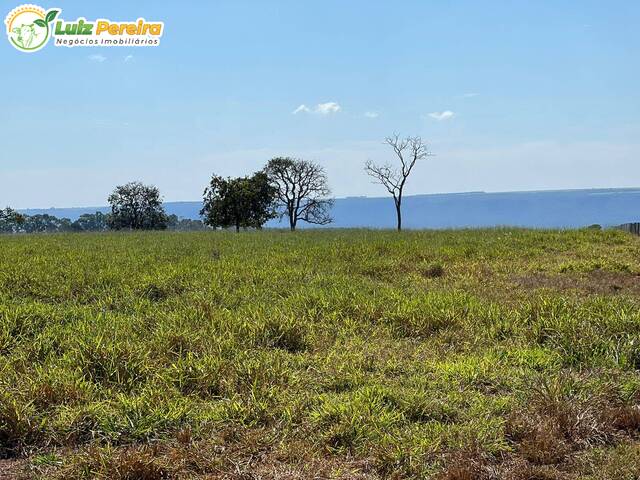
[2,229,640,479]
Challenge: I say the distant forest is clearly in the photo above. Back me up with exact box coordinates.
[0,210,206,234]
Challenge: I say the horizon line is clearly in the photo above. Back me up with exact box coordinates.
[15,186,640,212]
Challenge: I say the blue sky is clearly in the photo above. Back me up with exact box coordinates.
[1,0,639,208]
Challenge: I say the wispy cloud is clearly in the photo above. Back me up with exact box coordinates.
[88,54,106,63]
[428,110,455,121]
[460,92,479,98]
[293,101,342,115]
[292,104,311,114]
[124,54,134,62]
[316,102,341,115]
[364,111,379,118]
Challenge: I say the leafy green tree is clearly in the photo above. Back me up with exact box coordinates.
[0,208,24,233]
[201,172,277,232]
[264,157,333,231]
[74,212,110,232]
[107,182,168,230]
[167,215,207,231]
[0,208,20,222]
[20,214,74,233]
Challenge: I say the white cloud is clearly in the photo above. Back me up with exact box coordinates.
[364,111,379,118]
[428,110,455,121]
[292,104,311,114]
[293,101,341,115]
[316,102,341,115]
[460,92,479,98]
[124,54,134,62]
[88,54,106,63]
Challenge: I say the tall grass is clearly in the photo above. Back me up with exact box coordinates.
[1,228,640,478]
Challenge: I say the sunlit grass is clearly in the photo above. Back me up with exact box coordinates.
[1,228,640,478]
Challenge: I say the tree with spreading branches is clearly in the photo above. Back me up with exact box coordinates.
[264,157,333,231]
[107,181,168,230]
[200,172,277,232]
[365,134,431,231]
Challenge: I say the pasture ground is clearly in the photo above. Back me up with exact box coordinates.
[1,229,640,479]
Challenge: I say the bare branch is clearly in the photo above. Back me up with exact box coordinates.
[365,135,431,230]
[264,157,333,230]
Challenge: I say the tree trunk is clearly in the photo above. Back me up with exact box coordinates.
[395,198,402,231]
[235,224,240,233]
[289,211,296,231]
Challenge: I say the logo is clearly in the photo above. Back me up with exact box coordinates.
[5,5,164,52]
[5,4,58,52]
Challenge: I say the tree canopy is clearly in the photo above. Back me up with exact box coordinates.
[0,208,25,233]
[75,212,110,232]
[107,182,168,231]
[201,172,277,232]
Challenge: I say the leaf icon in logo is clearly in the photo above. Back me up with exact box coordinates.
[45,10,59,23]
[6,5,59,52]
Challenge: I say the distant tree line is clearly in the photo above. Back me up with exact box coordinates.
[0,211,106,234]
[1,135,429,233]
[0,209,206,234]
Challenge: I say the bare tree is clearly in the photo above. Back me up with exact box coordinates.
[365,134,431,231]
[264,157,333,231]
